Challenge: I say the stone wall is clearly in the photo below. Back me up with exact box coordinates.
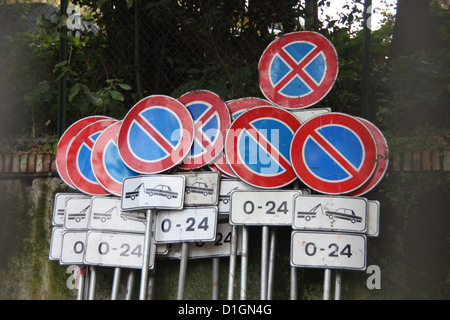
[0,151,449,300]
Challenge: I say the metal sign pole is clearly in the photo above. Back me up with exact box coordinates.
[260,226,269,300]
[240,226,249,300]
[267,228,277,299]
[177,242,189,300]
[111,267,121,300]
[125,270,135,300]
[323,269,332,300]
[212,257,220,300]
[147,269,156,300]
[83,266,90,300]
[88,266,97,300]
[76,267,85,300]
[290,266,297,300]
[139,209,154,300]
[335,270,342,300]
[227,225,238,300]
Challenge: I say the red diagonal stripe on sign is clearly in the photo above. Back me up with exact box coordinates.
[275,46,322,93]
[194,107,219,150]
[134,115,174,154]
[309,130,359,178]
[82,137,95,150]
[242,122,291,172]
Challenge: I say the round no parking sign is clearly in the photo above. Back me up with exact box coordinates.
[118,95,194,173]
[290,113,377,195]
[259,31,338,109]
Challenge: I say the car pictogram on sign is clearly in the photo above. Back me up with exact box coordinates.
[325,208,363,224]
[185,182,214,196]
[145,184,178,199]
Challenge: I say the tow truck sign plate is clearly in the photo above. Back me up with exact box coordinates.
[291,231,367,271]
[230,190,301,226]
[64,197,92,231]
[52,193,91,226]
[121,175,185,211]
[89,196,146,233]
[292,195,367,233]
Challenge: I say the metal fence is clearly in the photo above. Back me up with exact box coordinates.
[1,0,320,139]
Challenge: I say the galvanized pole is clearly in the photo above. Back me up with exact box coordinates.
[335,270,342,300]
[240,226,249,300]
[267,228,277,299]
[83,266,90,300]
[260,226,269,300]
[323,269,332,300]
[125,270,135,300]
[227,225,238,300]
[290,181,300,300]
[362,0,373,120]
[76,267,85,300]
[58,0,68,137]
[111,267,121,300]
[177,242,189,300]
[139,209,154,300]
[290,266,297,300]
[88,266,97,300]
[212,257,220,300]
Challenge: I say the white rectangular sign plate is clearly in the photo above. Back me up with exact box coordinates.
[230,190,301,226]
[291,231,367,271]
[367,200,380,237]
[154,207,218,243]
[60,231,87,265]
[218,179,258,214]
[121,175,185,211]
[84,231,161,269]
[291,107,330,123]
[292,195,368,233]
[52,193,90,226]
[175,171,220,206]
[49,227,64,261]
[89,196,146,233]
[166,216,242,259]
[64,197,92,230]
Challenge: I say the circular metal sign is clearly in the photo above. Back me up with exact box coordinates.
[225,105,301,189]
[91,121,140,196]
[290,113,377,195]
[117,95,194,174]
[259,31,338,109]
[66,118,117,195]
[56,116,111,189]
[177,90,231,170]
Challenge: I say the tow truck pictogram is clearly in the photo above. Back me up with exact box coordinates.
[68,205,90,222]
[125,183,143,200]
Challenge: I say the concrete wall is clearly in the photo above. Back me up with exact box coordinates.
[0,151,449,300]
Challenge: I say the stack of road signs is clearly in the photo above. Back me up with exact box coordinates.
[51,30,388,299]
